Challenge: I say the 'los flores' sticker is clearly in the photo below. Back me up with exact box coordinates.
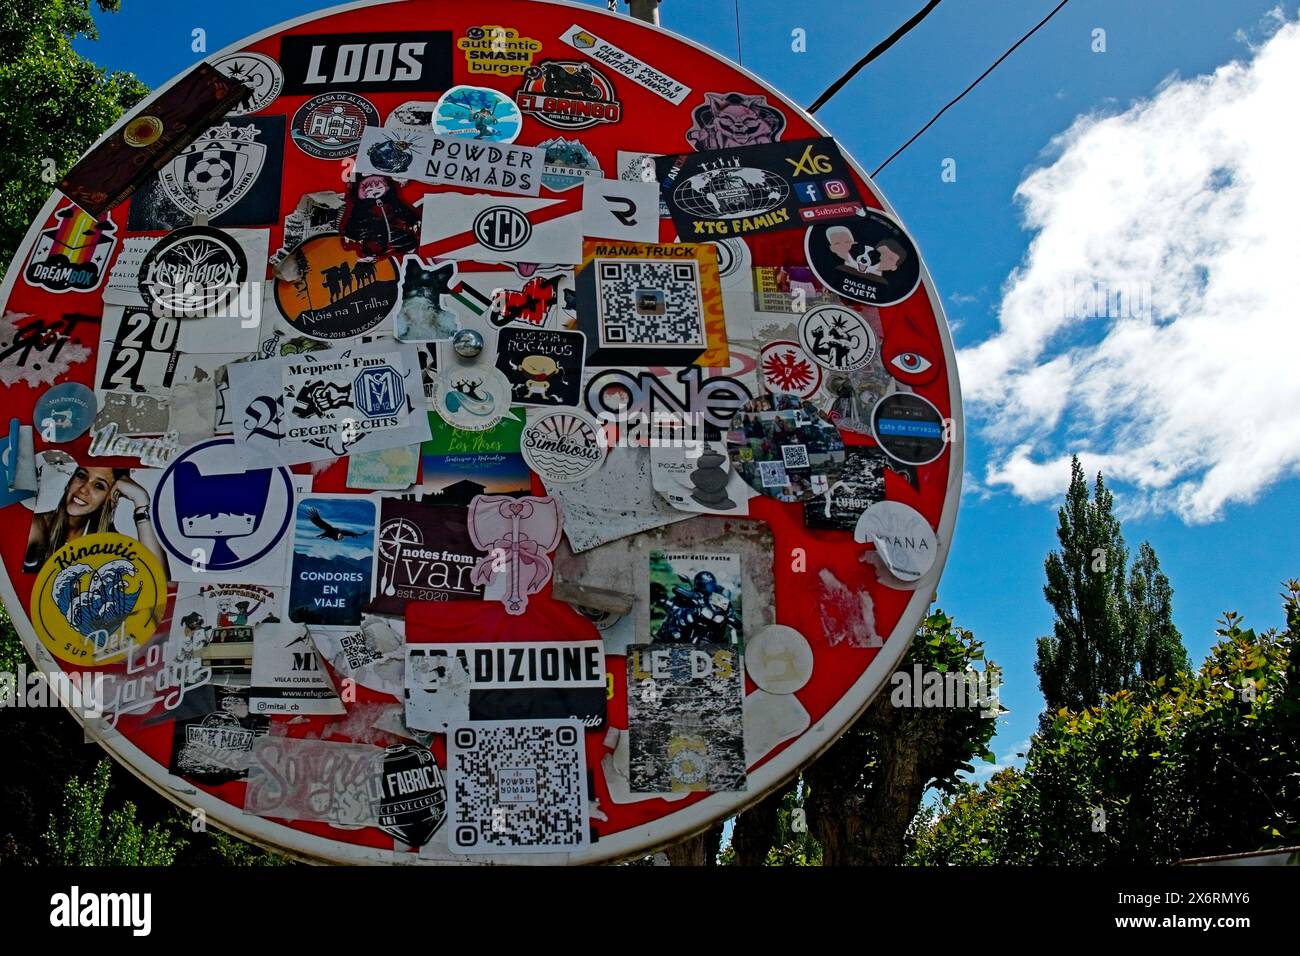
[458,25,541,77]
[870,392,948,467]
[34,382,97,443]
[432,85,522,143]
[804,209,921,307]
[433,365,514,432]
[279,31,453,94]
[274,234,398,339]
[515,60,622,130]
[853,500,937,583]
[31,532,168,666]
[495,327,585,406]
[798,304,877,372]
[656,137,865,240]
[209,51,284,115]
[152,437,295,578]
[522,408,606,485]
[291,91,379,160]
[137,225,248,318]
[22,204,117,295]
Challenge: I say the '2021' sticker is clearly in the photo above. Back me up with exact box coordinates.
[31,532,168,666]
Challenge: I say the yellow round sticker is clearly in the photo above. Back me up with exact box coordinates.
[123,115,163,147]
[30,532,168,666]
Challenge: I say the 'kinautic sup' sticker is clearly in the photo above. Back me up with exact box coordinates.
[31,532,168,666]
[804,209,920,307]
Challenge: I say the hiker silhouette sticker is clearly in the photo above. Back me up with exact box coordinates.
[273,233,399,340]
[152,438,295,582]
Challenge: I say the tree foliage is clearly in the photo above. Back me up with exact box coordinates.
[44,759,185,866]
[910,582,1300,864]
[0,0,148,271]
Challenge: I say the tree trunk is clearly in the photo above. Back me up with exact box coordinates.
[730,782,789,866]
[662,821,723,866]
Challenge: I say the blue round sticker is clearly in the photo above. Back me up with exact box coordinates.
[33,382,97,443]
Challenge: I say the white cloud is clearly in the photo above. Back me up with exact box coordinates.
[959,15,1300,523]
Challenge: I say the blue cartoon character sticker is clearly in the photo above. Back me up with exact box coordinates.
[432,85,522,143]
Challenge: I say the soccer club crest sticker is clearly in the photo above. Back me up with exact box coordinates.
[23,204,117,295]
[804,210,921,307]
[515,61,622,131]
[291,92,379,159]
[758,340,822,399]
[274,234,399,340]
[152,438,295,579]
[156,122,267,220]
[31,532,167,666]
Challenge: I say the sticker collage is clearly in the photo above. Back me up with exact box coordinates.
[0,3,956,864]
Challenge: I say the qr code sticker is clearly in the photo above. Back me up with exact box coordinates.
[781,444,810,469]
[758,460,788,488]
[596,258,706,348]
[446,719,589,853]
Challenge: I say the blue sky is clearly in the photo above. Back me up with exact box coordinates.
[78,0,1300,775]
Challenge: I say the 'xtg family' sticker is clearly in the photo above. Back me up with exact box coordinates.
[31,532,168,666]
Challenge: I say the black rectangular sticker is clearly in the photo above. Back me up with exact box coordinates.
[280,31,454,93]
[655,136,865,240]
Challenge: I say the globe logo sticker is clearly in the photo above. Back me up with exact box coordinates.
[473,206,532,252]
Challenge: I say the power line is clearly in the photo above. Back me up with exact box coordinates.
[871,0,1071,178]
[735,0,744,65]
[806,0,944,115]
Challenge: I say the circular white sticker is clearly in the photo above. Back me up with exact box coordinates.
[522,409,607,484]
[432,365,513,432]
[746,625,814,695]
[853,501,937,582]
[798,304,877,372]
[210,51,284,116]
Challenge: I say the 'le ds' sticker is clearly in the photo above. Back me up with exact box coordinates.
[515,61,622,131]
[291,91,380,159]
[804,209,921,307]
[871,392,948,466]
[23,204,117,295]
[152,437,295,575]
[31,532,168,666]
[274,234,399,340]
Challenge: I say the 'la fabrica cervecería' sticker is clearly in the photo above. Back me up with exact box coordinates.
[31,532,168,666]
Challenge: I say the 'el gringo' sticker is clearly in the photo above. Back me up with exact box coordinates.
[31,532,168,666]
[515,60,622,131]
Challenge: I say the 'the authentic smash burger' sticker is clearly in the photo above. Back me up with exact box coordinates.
[274,234,398,339]
[138,225,248,317]
[210,51,284,116]
[853,500,937,582]
[31,532,168,666]
[797,305,877,372]
[291,91,380,159]
[522,408,606,484]
[870,392,947,466]
[804,209,920,307]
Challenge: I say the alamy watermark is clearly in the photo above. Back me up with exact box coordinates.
[1055,278,1152,321]
[0,665,105,718]
[889,664,1001,718]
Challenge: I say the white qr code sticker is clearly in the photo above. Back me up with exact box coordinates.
[446,719,589,853]
[595,258,706,348]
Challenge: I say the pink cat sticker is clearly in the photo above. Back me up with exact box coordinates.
[686,92,787,151]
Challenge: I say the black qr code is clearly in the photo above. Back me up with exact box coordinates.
[339,632,381,669]
[781,444,810,469]
[596,258,706,347]
[447,720,588,853]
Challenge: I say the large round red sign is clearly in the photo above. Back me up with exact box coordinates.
[0,0,962,864]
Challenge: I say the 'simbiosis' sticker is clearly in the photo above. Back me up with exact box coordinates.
[279,32,453,94]
[22,204,117,295]
[515,61,622,131]
[152,437,295,577]
[457,25,541,77]
[274,234,398,340]
[432,85,523,143]
[522,408,606,484]
[209,51,284,115]
[853,500,937,582]
[433,365,514,432]
[33,382,97,443]
[870,392,948,466]
[798,305,877,372]
[31,532,168,666]
[137,225,248,318]
[804,209,921,307]
[290,91,380,160]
